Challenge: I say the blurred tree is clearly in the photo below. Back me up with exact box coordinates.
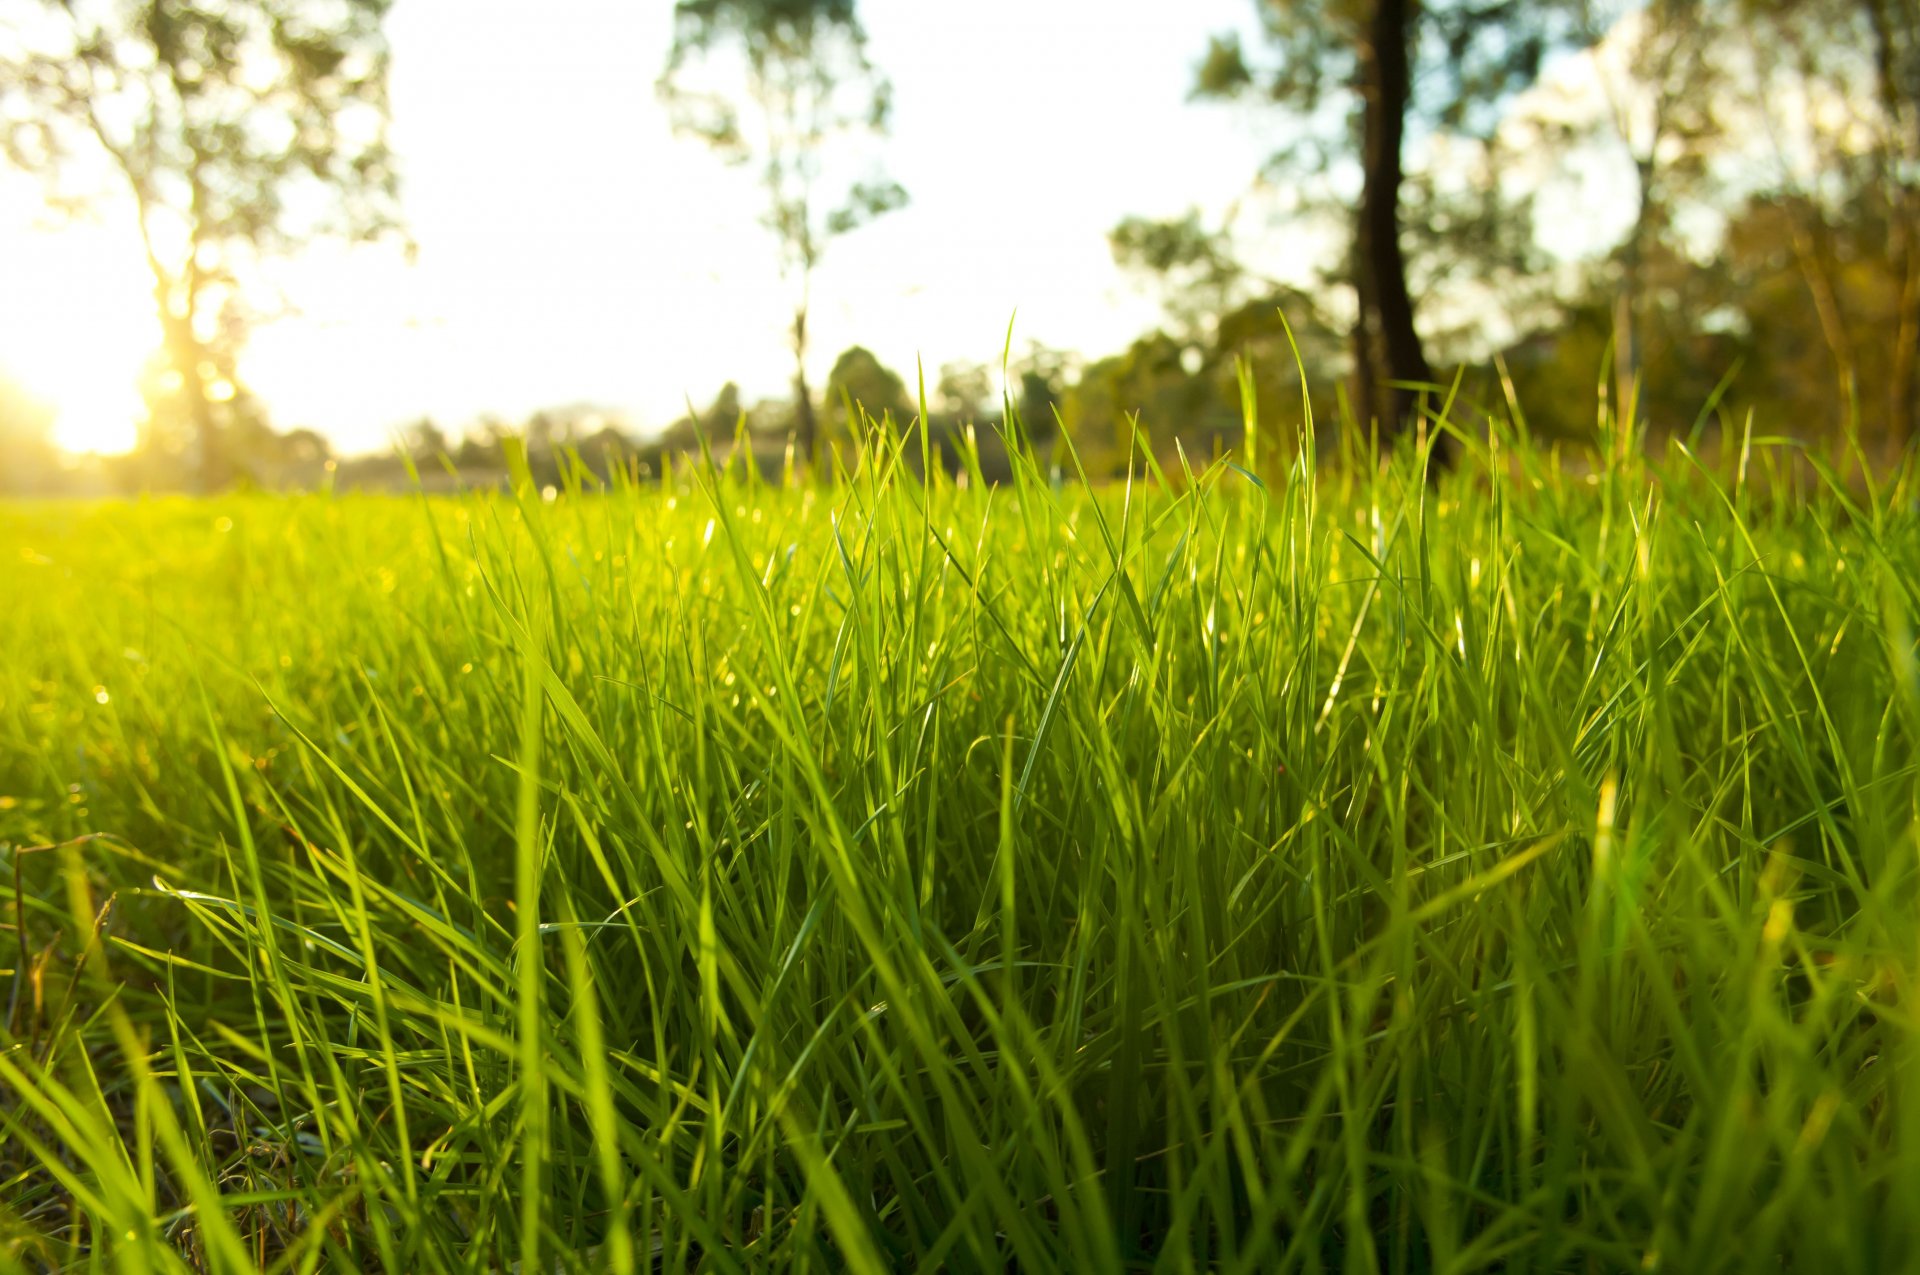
[1108,209,1352,468]
[1165,0,1589,443]
[935,360,992,422]
[1064,332,1226,474]
[705,380,744,435]
[0,0,403,489]
[1544,0,1920,451]
[1557,1,1723,398]
[276,426,330,466]
[455,416,512,470]
[656,380,743,452]
[659,0,907,465]
[404,417,449,459]
[1861,0,1920,449]
[1008,342,1071,447]
[1110,210,1252,346]
[1210,295,1346,459]
[822,344,909,445]
[1730,0,1919,452]
[745,395,797,438]
[525,410,560,457]
[1499,186,1911,456]
[1725,189,1914,451]
[574,421,637,476]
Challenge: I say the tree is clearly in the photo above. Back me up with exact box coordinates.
[0,0,403,489]
[1728,0,1919,452]
[1552,1,1722,399]
[935,360,992,423]
[659,0,907,466]
[1008,342,1071,448]
[455,416,512,470]
[1547,0,1920,451]
[1064,332,1225,474]
[656,380,743,452]
[1110,210,1252,347]
[821,344,909,447]
[705,380,744,435]
[1178,1,1588,443]
[404,417,449,460]
[1717,189,1912,452]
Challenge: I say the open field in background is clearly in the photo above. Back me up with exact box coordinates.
[2,414,1919,1272]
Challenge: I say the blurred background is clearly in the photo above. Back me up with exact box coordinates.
[0,0,1914,493]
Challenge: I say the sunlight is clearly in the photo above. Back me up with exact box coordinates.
[45,373,144,455]
[0,191,156,456]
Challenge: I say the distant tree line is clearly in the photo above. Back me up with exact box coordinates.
[1,0,399,492]
[2,0,1913,493]
[1112,0,1919,471]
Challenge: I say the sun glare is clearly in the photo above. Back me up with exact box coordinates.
[1,201,156,456]
[46,374,144,455]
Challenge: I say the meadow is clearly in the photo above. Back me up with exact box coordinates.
[1,409,1918,1273]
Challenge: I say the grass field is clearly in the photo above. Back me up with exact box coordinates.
[2,413,1918,1272]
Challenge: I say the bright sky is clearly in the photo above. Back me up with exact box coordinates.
[2,0,1312,455]
[3,2,1705,458]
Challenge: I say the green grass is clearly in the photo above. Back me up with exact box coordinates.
[1,407,1918,1272]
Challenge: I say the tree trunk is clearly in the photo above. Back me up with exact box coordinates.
[152,273,222,491]
[1784,209,1861,456]
[791,305,817,465]
[1355,0,1435,445]
[1349,247,1381,441]
[1890,250,1919,456]
[181,174,224,491]
[1618,154,1657,397]
[1864,0,1917,453]
[185,341,223,493]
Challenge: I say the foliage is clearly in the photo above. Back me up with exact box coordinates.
[658,0,906,460]
[655,381,745,454]
[821,343,909,443]
[1155,0,1591,434]
[0,0,403,486]
[1496,0,1920,453]
[2,406,1918,1269]
[933,359,992,422]
[1110,210,1249,341]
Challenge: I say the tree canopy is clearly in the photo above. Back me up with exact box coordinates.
[1130,0,1590,450]
[658,0,906,464]
[0,0,402,487]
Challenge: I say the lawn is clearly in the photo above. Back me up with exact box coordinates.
[2,420,1917,1272]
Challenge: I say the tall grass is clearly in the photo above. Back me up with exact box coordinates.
[1,397,1917,1272]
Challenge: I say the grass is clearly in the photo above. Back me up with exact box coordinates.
[1,399,1918,1272]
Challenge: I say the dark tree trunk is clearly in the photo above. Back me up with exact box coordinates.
[791,306,818,465]
[1355,0,1435,445]
[1892,251,1919,455]
[1864,0,1917,453]
[1620,154,1657,389]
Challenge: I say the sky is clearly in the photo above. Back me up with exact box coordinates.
[0,2,1661,457]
